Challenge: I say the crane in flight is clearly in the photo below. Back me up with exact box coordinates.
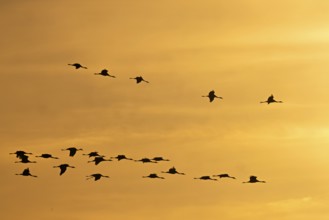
[68,63,87,69]
[194,175,217,181]
[53,164,75,175]
[260,94,283,104]
[243,176,266,183]
[152,157,170,162]
[36,153,59,159]
[10,150,32,159]
[213,173,236,179]
[130,76,149,84]
[16,168,37,178]
[83,151,103,158]
[88,156,112,165]
[95,69,116,78]
[135,158,157,163]
[162,167,185,175]
[62,147,83,157]
[202,90,223,102]
[15,155,36,163]
[143,173,165,179]
[111,154,134,161]
[86,173,110,181]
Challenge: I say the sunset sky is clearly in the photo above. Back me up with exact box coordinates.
[1,1,329,219]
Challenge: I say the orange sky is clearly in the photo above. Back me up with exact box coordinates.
[1,1,329,219]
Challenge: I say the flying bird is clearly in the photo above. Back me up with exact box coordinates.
[152,157,170,162]
[68,63,87,69]
[194,176,217,181]
[86,173,110,181]
[143,173,165,179]
[213,173,236,179]
[16,168,37,177]
[134,158,157,163]
[260,94,283,104]
[10,150,32,159]
[36,153,59,159]
[94,69,116,78]
[53,164,75,175]
[130,76,149,84]
[162,167,185,175]
[111,154,134,161]
[243,176,266,183]
[202,90,223,102]
[62,147,83,157]
[83,151,102,158]
[88,156,112,165]
[15,155,36,163]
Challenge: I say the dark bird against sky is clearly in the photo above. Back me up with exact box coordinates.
[36,153,59,159]
[15,155,36,164]
[143,173,165,179]
[130,76,149,83]
[95,69,116,78]
[202,90,223,102]
[194,176,218,181]
[88,156,112,165]
[152,157,170,162]
[86,173,110,181]
[213,173,236,179]
[111,154,134,161]
[260,94,283,104]
[10,151,32,159]
[68,63,87,69]
[135,158,157,163]
[16,168,37,178]
[53,164,75,175]
[162,167,185,175]
[62,147,83,157]
[243,176,266,183]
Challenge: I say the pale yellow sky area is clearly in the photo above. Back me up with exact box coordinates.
[1,1,329,219]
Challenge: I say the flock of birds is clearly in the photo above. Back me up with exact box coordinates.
[11,62,282,184]
[67,63,283,104]
[12,147,266,183]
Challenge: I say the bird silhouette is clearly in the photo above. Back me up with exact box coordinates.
[83,151,102,158]
[152,157,170,162]
[36,153,59,159]
[10,150,32,159]
[86,173,110,181]
[16,168,37,177]
[162,167,185,175]
[88,156,112,165]
[15,155,36,163]
[62,147,83,157]
[143,173,165,179]
[194,176,217,181]
[134,158,157,163]
[53,164,75,175]
[68,63,87,69]
[130,76,149,83]
[260,94,283,104]
[213,174,236,179]
[243,176,266,183]
[94,69,116,78]
[111,154,133,161]
[202,90,223,102]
